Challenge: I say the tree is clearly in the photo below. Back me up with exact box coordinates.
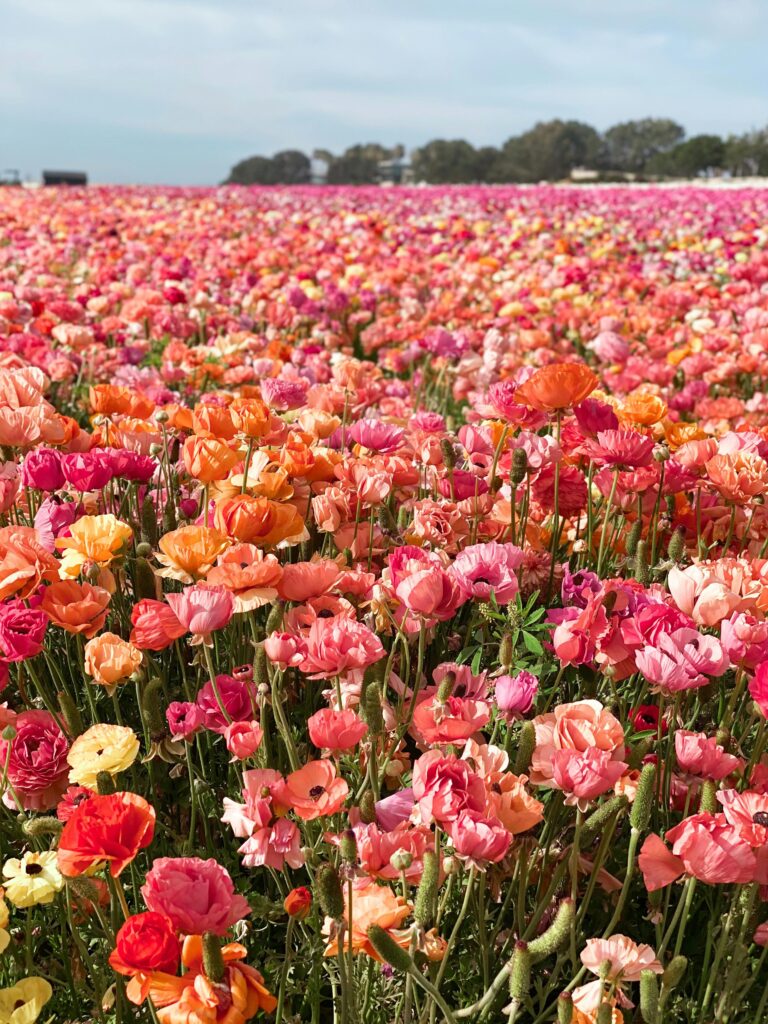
[603,118,685,173]
[225,155,276,185]
[270,150,311,184]
[411,139,480,183]
[724,128,768,177]
[326,150,379,185]
[650,134,725,178]
[495,121,601,182]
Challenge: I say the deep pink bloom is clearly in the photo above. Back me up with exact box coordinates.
[0,709,70,811]
[21,448,64,491]
[573,398,619,437]
[141,856,251,936]
[722,611,768,670]
[450,542,523,605]
[196,675,256,734]
[61,451,114,491]
[495,671,538,717]
[447,810,511,868]
[749,662,768,718]
[585,429,655,469]
[347,419,404,453]
[166,701,205,741]
[0,599,48,661]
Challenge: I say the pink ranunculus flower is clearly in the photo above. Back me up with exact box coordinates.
[447,810,511,868]
[141,856,251,936]
[60,450,114,491]
[665,813,762,885]
[308,707,368,752]
[530,699,625,786]
[166,701,205,742]
[667,564,742,627]
[675,731,742,781]
[196,675,256,734]
[224,720,264,760]
[720,611,768,670]
[395,566,464,623]
[573,934,662,1014]
[411,749,486,825]
[750,662,768,718]
[302,614,385,680]
[21,447,65,491]
[0,710,70,811]
[495,671,538,718]
[238,817,305,870]
[450,541,523,605]
[166,583,234,640]
[0,599,48,661]
[551,748,628,807]
[263,631,307,669]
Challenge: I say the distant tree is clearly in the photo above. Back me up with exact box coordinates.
[650,134,725,177]
[225,155,277,185]
[474,146,503,182]
[724,128,768,176]
[411,139,480,183]
[324,145,380,184]
[513,120,601,180]
[603,118,685,173]
[271,150,311,184]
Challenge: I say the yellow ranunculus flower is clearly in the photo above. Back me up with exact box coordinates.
[0,977,52,1023]
[55,513,134,578]
[2,852,63,909]
[0,894,8,954]
[67,723,140,789]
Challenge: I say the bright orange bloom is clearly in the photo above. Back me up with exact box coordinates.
[57,792,155,878]
[141,935,276,1022]
[279,760,349,820]
[182,436,240,483]
[617,391,667,427]
[89,384,155,420]
[706,452,768,504]
[214,495,306,547]
[514,363,598,412]
[229,398,272,438]
[155,525,230,583]
[84,632,142,689]
[0,525,60,600]
[192,403,237,440]
[323,880,411,959]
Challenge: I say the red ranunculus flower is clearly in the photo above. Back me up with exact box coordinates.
[57,791,156,878]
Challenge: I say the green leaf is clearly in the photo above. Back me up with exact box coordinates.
[522,631,544,656]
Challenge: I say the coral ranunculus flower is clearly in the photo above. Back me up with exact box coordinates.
[84,632,142,690]
[40,578,111,637]
[57,791,156,877]
[323,879,412,959]
[109,911,180,1005]
[279,760,349,820]
[130,599,187,651]
[0,525,60,600]
[206,544,284,611]
[514,363,599,412]
[140,934,276,1019]
[214,494,306,547]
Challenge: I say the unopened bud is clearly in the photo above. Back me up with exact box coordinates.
[96,771,115,795]
[360,680,384,735]
[390,850,413,873]
[511,447,528,485]
[265,602,284,634]
[514,721,536,775]
[367,924,413,973]
[436,672,455,704]
[499,632,514,672]
[527,898,574,961]
[595,1003,613,1024]
[634,540,651,586]
[440,438,456,471]
[667,527,685,563]
[662,955,687,990]
[699,779,718,814]
[202,932,225,983]
[359,791,376,824]
[339,830,357,863]
[2,725,17,742]
[557,993,573,1024]
[414,849,439,928]
[22,816,63,838]
[581,794,628,845]
[639,969,660,1024]
[509,941,531,1000]
[629,763,656,832]
[314,863,344,920]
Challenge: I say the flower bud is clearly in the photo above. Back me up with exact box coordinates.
[595,1003,613,1024]
[509,941,531,1001]
[202,932,225,983]
[440,438,456,471]
[339,830,357,864]
[629,763,656,833]
[639,969,660,1024]
[514,720,536,775]
[634,540,651,586]
[626,519,642,558]
[667,526,685,564]
[360,680,384,735]
[284,886,312,920]
[390,850,413,873]
[662,955,687,990]
[414,849,439,928]
[527,898,574,961]
[436,672,455,704]
[366,925,413,973]
[22,816,63,838]
[511,447,528,486]
[699,779,718,814]
[359,790,376,824]
[1,725,16,742]
[96,770,115,795]
[557,993,573,1024]
[581,794,628,845]
[499,632,514,672]
[314,863,344,920]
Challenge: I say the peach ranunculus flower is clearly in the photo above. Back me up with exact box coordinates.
[323,880,412,959]
[0,525,60,600]
[68,724,140,789]
[84,632,142,692]
[40,579,112,637]
[616,391,667,427]
[56,514,134,578]
[206,544,284,612]
[529,700,625,787]
[705,451,768,504]
[182,435,240,483]
[155,525,230,583]
[572,935,662,1014]
[668,559,768,626]
[514,363,599,412]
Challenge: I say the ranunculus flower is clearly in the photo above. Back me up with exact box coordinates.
[224,720,264,760]
[308,708,368,751]
[0,599,47,661]
[302,614,385,680]
[278,760,349,820]
[495,671,538,717]
[58,791,156,877]
[21,448,64,491]
[109,911,180,988]
[84,632,142,689]
[412,749,486,825]
[195,675,256,733]
[447,810,511,868]
[67,724,140,789]
[141,856,250,936]
[129,598,186,651]
[166,583,235,640]
[0,710,70,811]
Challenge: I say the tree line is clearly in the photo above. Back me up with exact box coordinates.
[224,118,768,185]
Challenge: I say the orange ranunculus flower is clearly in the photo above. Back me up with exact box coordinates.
[104,417,162,456]
[57,791,155,878]
[192,402,237,440]
[229,397,272,438]
[0,525,60,600]
[303,449,344,484]
[56,514,134,577]
[89,384,155,420]
[214,495,306,547]
[140,935,276,1021]
[155,525,230,583]
[84,632,142,689]
[706,452,768,504]
[276,433,316,478]
[323,880,411,959]
[206,544,283,612]
[40,579,111,637]
[514,363,598,412]
[164,404,195,432]
[617,391,667,427]
[182,436,240,483]
[663,420,708,450]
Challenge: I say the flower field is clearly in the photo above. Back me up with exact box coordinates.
[2,184,768,1023]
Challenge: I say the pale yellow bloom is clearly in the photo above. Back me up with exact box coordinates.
[0,977,52,1023]
[67,723,140,789]
[55,513,133,578]
[2,852,63,909]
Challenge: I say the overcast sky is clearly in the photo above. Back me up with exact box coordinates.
[2,0,766,184]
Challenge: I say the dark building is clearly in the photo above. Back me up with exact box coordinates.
[42,171,88,186]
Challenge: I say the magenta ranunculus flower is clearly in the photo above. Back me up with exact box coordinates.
[0,598,48,661]
[60,450,114,491]
[141,856,251,936]
[0,709,70,811]
[21,447,65,491]
[450,542,523,605]
[495,671,538,718]
[347,419,404,454]
[196,675,256,734]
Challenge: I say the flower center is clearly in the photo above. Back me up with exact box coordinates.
[309,785,325,799]
[752,811,768,826]
[25,863,44,875]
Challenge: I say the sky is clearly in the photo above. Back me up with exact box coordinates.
[2,0,767,185]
